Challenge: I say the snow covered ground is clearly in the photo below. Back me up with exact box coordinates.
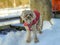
[0,18,60,45]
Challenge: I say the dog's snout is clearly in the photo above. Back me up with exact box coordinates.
[27,15,30,19]
[27,16,30,19]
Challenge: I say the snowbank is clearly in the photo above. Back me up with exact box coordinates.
[0,18,60,45]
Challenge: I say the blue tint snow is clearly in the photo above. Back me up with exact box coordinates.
[0,18,60,45]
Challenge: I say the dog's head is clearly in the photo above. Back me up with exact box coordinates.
[21,10,36,24]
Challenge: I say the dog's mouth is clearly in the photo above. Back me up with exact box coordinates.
[25,18,32,24]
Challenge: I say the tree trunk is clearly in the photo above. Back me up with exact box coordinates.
[30,0,52,21]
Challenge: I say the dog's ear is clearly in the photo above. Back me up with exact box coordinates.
[20,11,25,19]
[20,11,25,23]
[20,16,24,23]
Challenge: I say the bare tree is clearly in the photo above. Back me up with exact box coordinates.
[30,0,52,21]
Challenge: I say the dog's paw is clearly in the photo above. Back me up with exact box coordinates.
[26,39,31,43]
[39,31,42,34]
[34,38,39,43]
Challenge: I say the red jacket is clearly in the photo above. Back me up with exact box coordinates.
[24,10,40,31]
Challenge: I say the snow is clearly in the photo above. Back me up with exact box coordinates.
[0,19,20,26]
[0,18,60,45]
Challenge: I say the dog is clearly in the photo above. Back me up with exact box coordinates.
[29,0,53,28]
[21,9,42,43]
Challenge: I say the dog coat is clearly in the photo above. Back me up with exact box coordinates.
[24,10,40,31]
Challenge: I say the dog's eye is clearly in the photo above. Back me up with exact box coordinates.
[30,14,33,17]
[30,14,32,16]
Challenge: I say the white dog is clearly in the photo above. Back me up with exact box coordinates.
[21,10,42,43]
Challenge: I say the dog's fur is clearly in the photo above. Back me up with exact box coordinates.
[21,10,42,43]
[29,0,53,27]
[20,0,52,43]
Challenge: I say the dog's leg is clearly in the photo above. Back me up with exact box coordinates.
[40,19,43,33]
[32,25,39,43]
[37,16,43,34]
[36,25,42,34]
[24,26,31,43]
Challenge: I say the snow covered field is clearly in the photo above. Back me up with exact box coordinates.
[0,18,60,45]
